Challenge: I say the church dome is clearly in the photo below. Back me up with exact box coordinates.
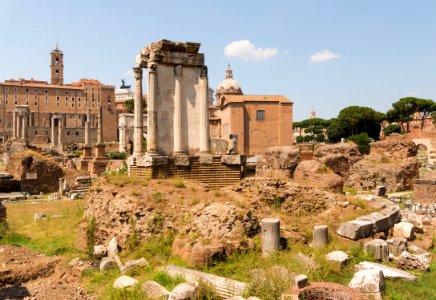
[216,65,243,96]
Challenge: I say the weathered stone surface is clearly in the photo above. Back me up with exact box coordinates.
[293,160,344,193]
[364,239,389,262]
[312,225,328,248]
[345,157,419,193]
[289,282,370,300]
[141,281,170,299]
[100,257,117,272]
[168,283,197,300]
[296,252,318,271]
[395,251,431,270]
[113,254,124,268]
[198,154,213,165]
[326,251,349,266]
[164,265,246,299]
[121,258,149,273]
[34,212,46,221]
[113,275,138,289]
[349,269,384,299]
[294,274,309,288]
[6,150,64,194]
[393,222,415,240]
[375,186,386,196]
[314,143,363,177]
[174,155,190,166]
[370,136,417,159]
[256,146,300,179]
[261,218,280,256]
[354,261,416,280]
[93,245,107,258]
[172,202,259,266]
[337,220,373,240]
[226,297,245,300]
[107,237,119,259]
[221,155,244,165]
[387,237,407,257]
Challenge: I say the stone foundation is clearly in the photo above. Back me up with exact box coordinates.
[129,155,242,189]
[413,179,436,204]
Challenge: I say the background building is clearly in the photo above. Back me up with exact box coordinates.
[0,46,117,145]
[209,65,293,155]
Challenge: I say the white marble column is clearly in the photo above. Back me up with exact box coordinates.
[17,115,22,138]
[199,66,210,153]
[51,116,56,146]
[147,62,158,155]
[12,111,17,139]
[22,112,28,141]
[119,125,126,152]
[85,109,91,145]
[173,65,183,154]
[97,105,103,144]
[58,119,63,149]
[133,67,143,157]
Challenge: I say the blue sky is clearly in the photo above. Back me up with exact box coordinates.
[1,0,436,121]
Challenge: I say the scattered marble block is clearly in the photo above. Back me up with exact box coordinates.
[395,251,431,270]
[121,258,149,273]
[354,261,416,280]
[168,283,197,300]
[294,274,309,289]
[93,244,107,258]
[386,237,407,257]
[107,237,119,259]
[337,220,373,240]
[364,239,389,262]
[100,257,117,272]
[113,275,138,289]
[349,269,384,300]
[393,222,415,240]
[312,225,328,248]
[141,281,170,299]
[326,251,349,266]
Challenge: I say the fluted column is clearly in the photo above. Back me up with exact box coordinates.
[173,65,183,154]
[133,66,144,157]
[119,125,126,152]
[147,62,158,155]
[12,111,17,139]
[97,105,103,144]
[58,117,63,148]
[17,115,22,138]
[199,66,210,153]
[85,109,91,145]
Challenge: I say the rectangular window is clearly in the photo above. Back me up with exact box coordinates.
[45,89,48,94]
[34,88,38,93]
[34,101,38,106]
[256,110,265,121]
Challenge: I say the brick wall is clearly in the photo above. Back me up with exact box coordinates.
[414,179,436,204]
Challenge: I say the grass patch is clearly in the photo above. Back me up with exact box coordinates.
[173,179,186,189]
[1,200,84,258]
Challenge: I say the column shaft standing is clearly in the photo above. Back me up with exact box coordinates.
[97,105,103,144]
[173,65,183,154]
[199,66,210,153]
[51,116,56,146]
[17,115,22,138]
[133,67,144,157]
[58,119,63,149]
[22,113,28,141]
[12,111,17,138]
[147,63,158,155]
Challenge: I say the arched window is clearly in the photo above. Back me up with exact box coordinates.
[256,110,265,121]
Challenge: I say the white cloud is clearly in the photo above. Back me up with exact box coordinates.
[224,40,278,61]
[309,49,340,62]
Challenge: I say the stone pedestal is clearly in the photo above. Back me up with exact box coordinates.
[312,225,329,248]
[77,145,93,172]
[364,239,389,262]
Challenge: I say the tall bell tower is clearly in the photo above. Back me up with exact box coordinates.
[50,45,64,85]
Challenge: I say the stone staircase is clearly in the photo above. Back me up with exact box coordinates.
[68,176,92,199]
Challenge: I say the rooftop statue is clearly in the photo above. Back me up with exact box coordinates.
[120,78,131,89]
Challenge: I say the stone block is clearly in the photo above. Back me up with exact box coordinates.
[349,269,384,299]
[168,283,197,300]
[364,239,389,262]
[174,155,190,166]
[34,212,46,221]
[141,281,170,299]
[199,154,214,165]
[375,185,386,196]
[395,251,430,270]
[294,274,309,288]
[113,275,138,289]
[107,237,119,259]
[386,237,407,257]
[354,261,416,280]
[326,251,349,266]
[137,155,169,167]
[121,258,149,273]
[221,155,244,165]
[337,220,374,240]
[393,222,415,240]
[100,257,117,272]
[93,245,107,258]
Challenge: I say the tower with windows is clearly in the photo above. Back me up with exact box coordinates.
[50,45,64,85]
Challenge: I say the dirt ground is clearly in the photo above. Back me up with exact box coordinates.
[0,245,93,300]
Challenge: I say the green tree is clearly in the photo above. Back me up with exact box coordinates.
[383,124,402,136]
[293,118,330,143]
[296,136,304,143]
[415,99,436,129]
[326,118,346,143]
[337,106,383,139]
[124,98,134,113]
[315,133,325,143]
[349,132,371,154]
[388,97,419,132]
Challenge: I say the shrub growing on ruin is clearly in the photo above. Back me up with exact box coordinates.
[107,151,127,160]
[348,133,371,154]
[86,217,97,257]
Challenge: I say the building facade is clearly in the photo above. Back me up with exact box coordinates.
[0,46,117,145]
[209,66,293,155]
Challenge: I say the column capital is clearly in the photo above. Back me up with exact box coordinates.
[133,67,143,80]
[200,65,208,77]
[147,62,157,71]
[174,65,182,77]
